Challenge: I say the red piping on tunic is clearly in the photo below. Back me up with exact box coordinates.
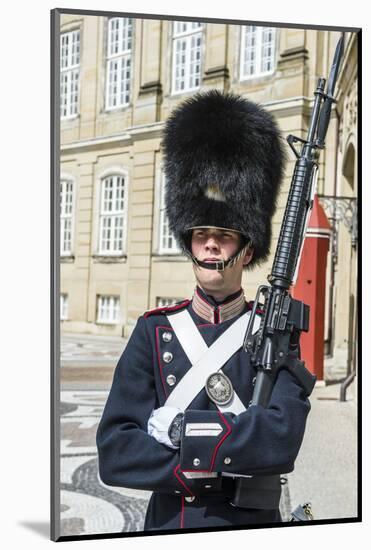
[144,300,191,318]
[155,327,168,398]
[247,300,264,315]
[173,464,194,496]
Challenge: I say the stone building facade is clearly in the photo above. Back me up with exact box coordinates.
[58,13,358,376]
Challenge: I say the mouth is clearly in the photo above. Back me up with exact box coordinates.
[203,257,221,262]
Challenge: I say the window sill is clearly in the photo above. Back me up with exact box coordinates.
[92,254,127,264]
[170,88,200,98]
[101,103,131,115]
[61,114,80,123]
[61,255,75,263]
[152,254,189,263]
[239,71,276,84]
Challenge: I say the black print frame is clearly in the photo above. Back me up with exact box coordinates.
[51,7,361,542]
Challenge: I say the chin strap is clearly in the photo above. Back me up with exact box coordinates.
[185,243,250,272]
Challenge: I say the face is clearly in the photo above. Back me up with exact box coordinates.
[191,227,253,301]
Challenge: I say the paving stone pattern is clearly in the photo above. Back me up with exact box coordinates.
[60,390,151,536]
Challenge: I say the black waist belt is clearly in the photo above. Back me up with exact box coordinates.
[206,474,281,510]
[228,475,282,510]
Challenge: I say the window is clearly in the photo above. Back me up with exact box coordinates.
[60,179,74,255]
[97,295,121,324]
[158,172,180,254]
[105,17,133,109]
[98,175,126,255]
[60,30,80,118]
[156,297,182,307]
[240,26,276,80]
[172,21,203,94]
[60,294,68,321]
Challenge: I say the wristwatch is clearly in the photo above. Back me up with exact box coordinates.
[168,412,184,448]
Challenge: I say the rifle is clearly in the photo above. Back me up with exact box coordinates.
[243,34,345,408]
[231,34,345,513]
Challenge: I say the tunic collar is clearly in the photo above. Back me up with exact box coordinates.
[191,286,246,324]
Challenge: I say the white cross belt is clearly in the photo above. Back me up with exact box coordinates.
[164,309,260,415]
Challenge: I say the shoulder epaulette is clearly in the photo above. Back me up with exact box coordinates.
[247,300,264,316]
[143,299,191,319]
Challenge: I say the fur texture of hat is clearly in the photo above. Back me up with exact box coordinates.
[162,90,287,268]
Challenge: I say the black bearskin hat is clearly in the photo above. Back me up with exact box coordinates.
[162,90,287,268]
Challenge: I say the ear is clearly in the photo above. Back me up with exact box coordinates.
[242,247,254,266]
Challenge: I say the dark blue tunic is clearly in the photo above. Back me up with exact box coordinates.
[96,295,310,531]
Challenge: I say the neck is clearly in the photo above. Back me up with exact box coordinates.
[198,284,242,303]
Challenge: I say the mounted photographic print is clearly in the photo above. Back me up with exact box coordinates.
[51,7,360,542]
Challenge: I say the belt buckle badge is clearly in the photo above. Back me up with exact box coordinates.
[205,371,234,406]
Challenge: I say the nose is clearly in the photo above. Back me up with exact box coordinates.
[205,234,220,251]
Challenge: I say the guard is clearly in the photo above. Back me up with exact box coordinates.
[96,90,311,531]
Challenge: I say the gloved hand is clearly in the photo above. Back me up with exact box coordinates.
[147,406,183,449]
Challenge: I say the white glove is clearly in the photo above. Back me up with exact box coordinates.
[147,406,183,449]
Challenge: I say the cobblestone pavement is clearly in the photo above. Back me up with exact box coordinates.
[61,333,127,366]
[60,389,151,536]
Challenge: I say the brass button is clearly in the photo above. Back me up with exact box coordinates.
[163,351,173,363]
[166,374,176,386]
[193,458,200,467]
[224,457,232,465]
[162,331,173,342]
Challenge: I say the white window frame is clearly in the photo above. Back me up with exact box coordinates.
[98,174,127,256]
[158,171,181,254]
[171,21,203,95]
[105,17,133,110]
[240,25,277,81]
[60,293,68,321]
[60,29,80,119]
[60,177,75,256]
[97,295,121,324]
